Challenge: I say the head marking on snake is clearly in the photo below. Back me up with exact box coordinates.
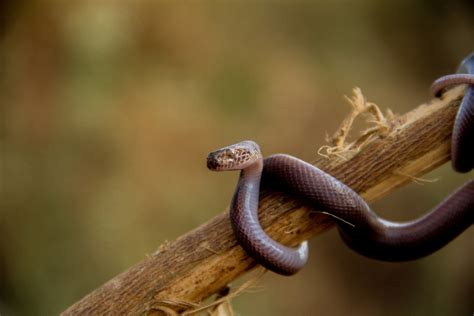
[207,140,261,171]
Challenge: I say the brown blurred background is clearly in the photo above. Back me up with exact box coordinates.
[1,1,473,315]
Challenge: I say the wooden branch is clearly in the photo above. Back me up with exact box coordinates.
[62,86,466,315]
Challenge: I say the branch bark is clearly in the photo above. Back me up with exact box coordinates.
[63,86,466,315]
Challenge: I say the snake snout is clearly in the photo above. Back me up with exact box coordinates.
[206,154,220,171]
[207,149,234,171]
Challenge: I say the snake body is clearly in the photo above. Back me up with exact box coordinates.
[207,53,474,276]
[431,53,474,173]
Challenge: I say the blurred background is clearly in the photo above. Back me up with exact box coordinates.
[1,1,473,315]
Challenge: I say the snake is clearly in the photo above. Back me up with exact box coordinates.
[206,53,474,276]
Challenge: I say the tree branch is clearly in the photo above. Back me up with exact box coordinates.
[62,86,466,315]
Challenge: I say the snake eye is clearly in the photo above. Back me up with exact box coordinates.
[222,149,235,161]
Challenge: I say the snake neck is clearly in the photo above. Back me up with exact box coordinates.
[240,158,263,183]
[231,159,263,218]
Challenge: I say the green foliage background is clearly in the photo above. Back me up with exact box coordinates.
[1,1,473,315]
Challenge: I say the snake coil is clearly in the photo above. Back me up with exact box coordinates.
[207,53,474,275]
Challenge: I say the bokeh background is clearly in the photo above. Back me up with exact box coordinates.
[1,1,473,315]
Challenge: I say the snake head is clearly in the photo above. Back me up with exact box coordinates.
[207,140,262,171]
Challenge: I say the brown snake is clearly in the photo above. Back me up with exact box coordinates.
[207,54,474,276]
